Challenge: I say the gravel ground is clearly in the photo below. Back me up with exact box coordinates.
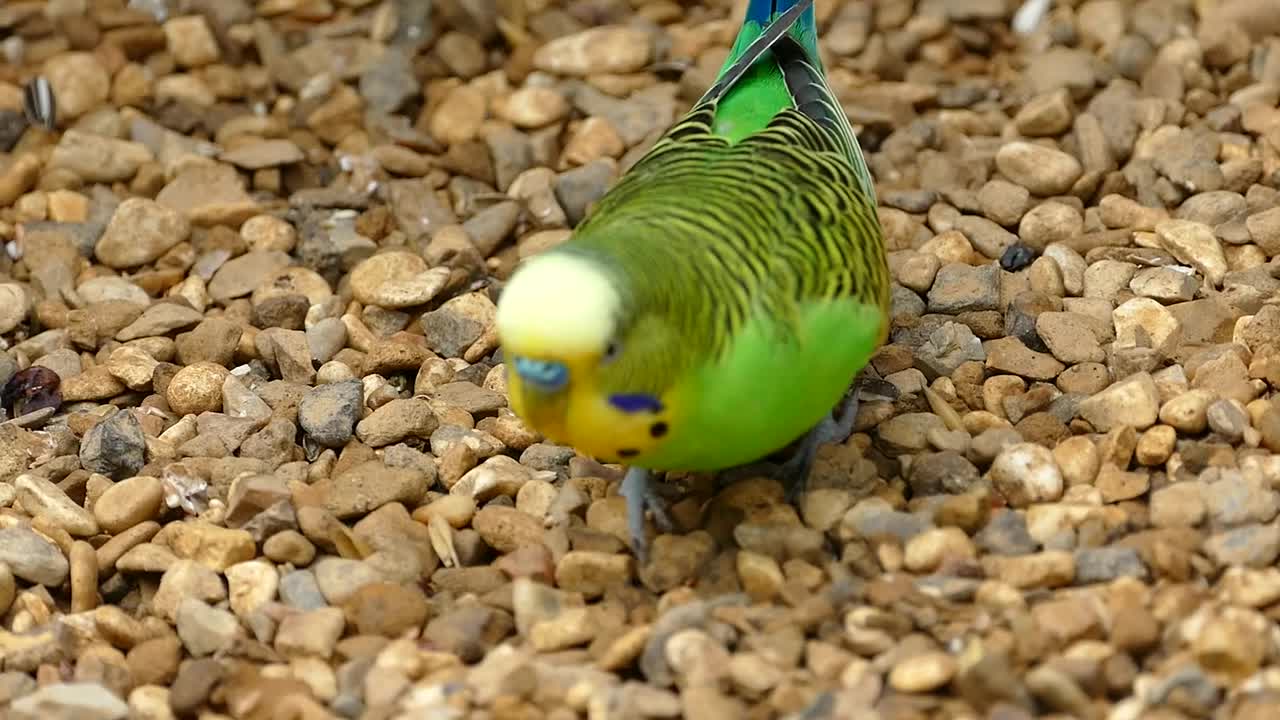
[2,0,1280,718]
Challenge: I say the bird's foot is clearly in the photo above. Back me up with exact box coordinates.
[781,392,860,503]
[619,467,676,561]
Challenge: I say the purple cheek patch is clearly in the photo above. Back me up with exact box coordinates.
[608,393,664,414]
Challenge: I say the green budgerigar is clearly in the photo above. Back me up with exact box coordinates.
[496,0,890,556]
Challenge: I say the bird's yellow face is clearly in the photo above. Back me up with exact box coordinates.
[502,348,674,464]
[496,252,675,464]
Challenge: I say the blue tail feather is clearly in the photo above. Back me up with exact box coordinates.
[744,0,815,34]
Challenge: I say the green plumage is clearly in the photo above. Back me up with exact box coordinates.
[539,0,889,470]
[497,0,891,554]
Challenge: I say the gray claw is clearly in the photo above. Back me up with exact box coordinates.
[620,467,675,560]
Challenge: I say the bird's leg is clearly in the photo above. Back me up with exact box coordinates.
[778,391,861,503]
[619,467,676,561]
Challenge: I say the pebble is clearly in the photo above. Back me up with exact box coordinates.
[14,473,98,536]
[533,26,653,76]
[325,461,426,519]
[94,198,191,269]
[166,362,230,415]
[0,526,69,586]
[1155,219,1228,286]
[48,130,153,183]
[298,380,364,448]
[156,163,260,226]
[163,15,221,67]
[350,251,451,309]
[343,582,429,637]
[355,398,439,447]
[93,476,164,534]
[990,443,1064,506]
[79,410,147,480]
[175,598,240,657]
[927,262,1001,313]
[207,251,293,302]
[44,52,110,121]
[995,141,1083,196]
[225,560,279,619]
[275,607,346,659]
[9,682,129,720]
[889,652,958,693]
[1077,372,1160,431]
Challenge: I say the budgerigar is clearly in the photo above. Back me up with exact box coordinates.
[496,0,890,557]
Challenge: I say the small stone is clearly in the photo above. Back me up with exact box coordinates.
[554,551,632,598]
[156,163,260,227]
[152,560,226,622]
[9,682,128,720]
[1113,297,1181,356]
[208,251,292,302]
[48,130,153,184]
[889,652,958,693]
[44,52,110,121]
[533,26,653,76]
[299,380,364,448]
[473,506,545,553]
[175,597,240,656]
[355,398,438,447]
[1095,465,1150,503]
[105,346,159,391]
[1019,202,1083,251]
[985,337,1065,381]
[95,198,191,269]
[263,531,316,566]
[257,328,315,385]
[0,526,68,586]
[986,550,1075,589]
[166,362,230,415]
[1246,207,1280,257]
[1155,219,1228,287]
[1014,90,1074,137]
[995,141,1083,196]
[1130,266,1198,303]
[164,15,221,67]
[927,262,1001,313]
[221,139,304,170]
[325,461,426,519]
[496,87,569,129]
[226,560,278,619]
[176,318,243,367]
[904,527,978,573]
[1036,312,1106,364]
[990,443,1064,507]
[343,582,429,636]
[275,607,345,659]
[1077,372,1160,431]
[168,522,256,571]
[79,410,147,480]
[1160,390,1214,434]
[350,252,451,309]
[421,293,497,359]
[116,303,203,341]
[15,473,98,536]
[1204,523,1280,568]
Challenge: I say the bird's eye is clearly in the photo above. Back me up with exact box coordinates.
[602,340,621,363]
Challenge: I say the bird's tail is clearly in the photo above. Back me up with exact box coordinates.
[744,0,814,31]
[743,0,817,53]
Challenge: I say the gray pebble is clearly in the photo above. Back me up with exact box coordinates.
[298,380,363,448]
[79,409,146,480]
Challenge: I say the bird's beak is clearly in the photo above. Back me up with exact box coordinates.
[506,366,570,444]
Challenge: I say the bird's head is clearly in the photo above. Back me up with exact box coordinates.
[495,250,675,463]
